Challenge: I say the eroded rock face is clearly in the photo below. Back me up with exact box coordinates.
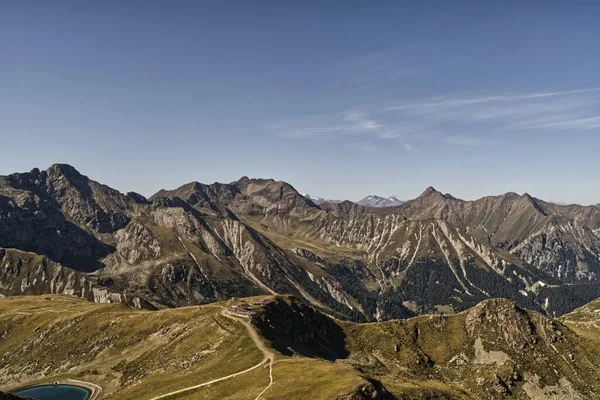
[0,248,151,309]
[0,248,91,297]
[465,299,539,351]
[511,226,600,282]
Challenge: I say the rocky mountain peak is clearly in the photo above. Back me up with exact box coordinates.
[126,191,149,204]
[46,163,83,180]
[518,193,546,216]
[503,192,520,199]
[418,186,445,199]
[5,164,90,198]
[233,176,275,186]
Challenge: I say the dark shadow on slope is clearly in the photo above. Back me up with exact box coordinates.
[0,194,113,272]
[252,296,349,361]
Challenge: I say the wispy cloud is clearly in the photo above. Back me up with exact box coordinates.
[402,143,416,152]
[273,87,600,151]
[349,142,378,152]
[344,110,382,133]
[512,115,600,130]
[443,135,491,147]
[383,88,600,112]
[274,109,387,138]
[278,126,342,138]
[380,87,600,145]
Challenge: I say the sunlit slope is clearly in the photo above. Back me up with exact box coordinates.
[0,296,374,400]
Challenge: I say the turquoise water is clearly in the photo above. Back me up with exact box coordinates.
[14,384,90,400]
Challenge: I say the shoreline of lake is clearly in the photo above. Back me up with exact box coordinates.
[9,379,101,400]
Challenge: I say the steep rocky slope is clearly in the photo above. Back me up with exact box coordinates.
[1,164,600,321]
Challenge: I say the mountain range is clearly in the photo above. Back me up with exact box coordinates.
[1,164,600,323]
[301,193,404,208]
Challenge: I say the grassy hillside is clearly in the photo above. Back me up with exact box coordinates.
[0,296,372,400]
[3,295,600,399]
[560,298,600,345]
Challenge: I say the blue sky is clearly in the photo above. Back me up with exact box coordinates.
[1,1,599,204]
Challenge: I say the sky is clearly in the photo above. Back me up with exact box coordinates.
[1,1,599,205]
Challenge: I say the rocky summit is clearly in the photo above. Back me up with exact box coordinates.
[1,164,600,323]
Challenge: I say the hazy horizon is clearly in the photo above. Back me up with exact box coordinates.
[2,1,599,204]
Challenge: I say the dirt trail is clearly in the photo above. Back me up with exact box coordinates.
[220,312,275,400]
[148,309,274,400]
[253,354,274,400]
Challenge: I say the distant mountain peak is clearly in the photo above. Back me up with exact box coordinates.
[522,192,533,199]
[301,193,341,205]
[356,194,404,208]
[515,192,547,216]
[232,176,275,185]
[503,192,521,199]
[417,186,445,199]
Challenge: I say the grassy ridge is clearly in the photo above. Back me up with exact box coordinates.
[0,296,369,400]
[4,295,600,399]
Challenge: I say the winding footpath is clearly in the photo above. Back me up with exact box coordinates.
[148,308,275,400]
